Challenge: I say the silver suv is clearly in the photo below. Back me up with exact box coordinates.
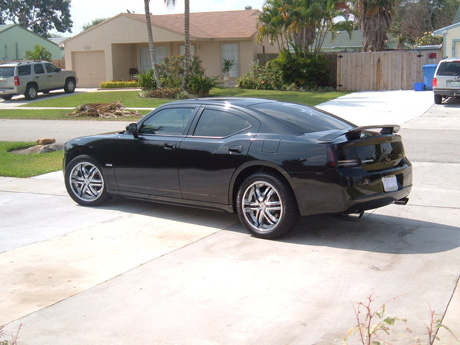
[0,61,77,100]
[433,58,460,104]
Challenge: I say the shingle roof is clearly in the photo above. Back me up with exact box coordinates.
[123,9,260,40]
[453,6,460,24]
[0,24,14,33]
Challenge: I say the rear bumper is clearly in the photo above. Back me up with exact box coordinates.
[0,89,16,95]
[292,161,413,216]
[434,88,460,97]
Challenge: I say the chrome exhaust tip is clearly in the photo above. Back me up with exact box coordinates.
[394,197,409,205]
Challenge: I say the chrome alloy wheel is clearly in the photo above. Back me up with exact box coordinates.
[242,181,283,232]
[69,162,104,202]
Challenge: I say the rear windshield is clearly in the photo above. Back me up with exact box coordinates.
[436,61,460,76]
[0,67,14,77]
[249,102,352,134]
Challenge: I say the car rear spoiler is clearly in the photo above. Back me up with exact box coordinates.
[318,125,401,142]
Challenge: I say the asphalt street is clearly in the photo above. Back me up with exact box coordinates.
[0,90,459,345]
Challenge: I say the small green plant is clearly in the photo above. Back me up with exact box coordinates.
[136,69,156,90]
[0,323,21,345]
[24,44,52,61]
[339,295,459,345]
[187,75,220,97]
[222,59,234,75]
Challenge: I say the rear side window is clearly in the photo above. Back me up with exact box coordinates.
[249,102,352,134]
[18,65,31,76]
[34,64,45,74]
[436,61,460,76]
[193,109,251,137]
[0,67,14,77]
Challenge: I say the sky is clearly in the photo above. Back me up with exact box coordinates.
[69,0,266,34]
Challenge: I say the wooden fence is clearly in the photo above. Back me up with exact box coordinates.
[336,50,442,91]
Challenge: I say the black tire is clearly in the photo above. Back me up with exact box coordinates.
[64,78,76,93]
[236,172,299,239]
[1,95,13,100]
[24,84,38,100]
[434,94,442,104]
[65,155,111,206]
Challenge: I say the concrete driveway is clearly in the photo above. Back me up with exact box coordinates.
[1,91,459,345]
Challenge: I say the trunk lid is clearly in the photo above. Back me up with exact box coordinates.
[320,125,406,171]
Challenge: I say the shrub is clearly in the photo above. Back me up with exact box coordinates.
[24,44,52,61]
[136,69,156,90]
[271,50,332,89]
[99,80,139,88]
[139,88,189,99]
[238,62,285,90]
[187,75,220,97]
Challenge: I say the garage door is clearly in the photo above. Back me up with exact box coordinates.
[72,51,105,88]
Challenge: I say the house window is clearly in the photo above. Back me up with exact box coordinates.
[179,45,195,56]
[139,46,169,72]
[221,43,238,77]
[4,45,7,60]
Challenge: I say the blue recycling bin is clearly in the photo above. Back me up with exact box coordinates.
[423,64,438,90]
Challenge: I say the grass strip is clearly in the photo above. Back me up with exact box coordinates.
[0,141,63,178]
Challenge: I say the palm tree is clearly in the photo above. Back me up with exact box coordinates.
[354,0,396,51]
[144,0,162,88]
[164,0,190,90]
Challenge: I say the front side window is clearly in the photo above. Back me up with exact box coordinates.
[45,63,60,73]
[194,109,251,137]
[34,63,45,74]
[139,108,195,135]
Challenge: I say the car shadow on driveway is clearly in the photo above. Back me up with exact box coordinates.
[94,197,460,256]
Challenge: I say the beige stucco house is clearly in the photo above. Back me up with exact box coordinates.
[63,9,279,87]
[433,6,460,58]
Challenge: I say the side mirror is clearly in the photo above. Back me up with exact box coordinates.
[126,123,138,138]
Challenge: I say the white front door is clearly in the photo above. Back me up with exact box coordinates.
[221,43,238,77]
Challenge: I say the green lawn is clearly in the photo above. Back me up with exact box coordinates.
[0,89,349,120]
[19,90,170,108]
[0,142,63,178]
[0,108,149,121]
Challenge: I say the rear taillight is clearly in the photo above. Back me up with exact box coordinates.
[328,146,360,168]
[433,78,437,88]
[14,76,20,86]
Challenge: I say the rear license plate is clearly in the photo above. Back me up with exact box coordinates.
[383,175,398,192]
[448,81,460,87]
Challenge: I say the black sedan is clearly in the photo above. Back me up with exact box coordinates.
[63,98,412,239]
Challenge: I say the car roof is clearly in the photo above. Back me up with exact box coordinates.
[169,97,278,107]
[439,58,460,63]
[0,61,48,67]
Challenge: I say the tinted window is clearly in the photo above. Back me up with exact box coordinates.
[436,61,460,76]
[45,63,60,73]
[139,108,195,135]
[0,67,14,77]
[18,65,31,76]
[194,109,251,137]
[249,103,352,134]
[34,64,45,74]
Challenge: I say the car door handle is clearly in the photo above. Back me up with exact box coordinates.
[164,143,177,150]
[229,145,243,154]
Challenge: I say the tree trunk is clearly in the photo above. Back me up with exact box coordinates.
[181,0,190,90]
[144,0,162,88]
